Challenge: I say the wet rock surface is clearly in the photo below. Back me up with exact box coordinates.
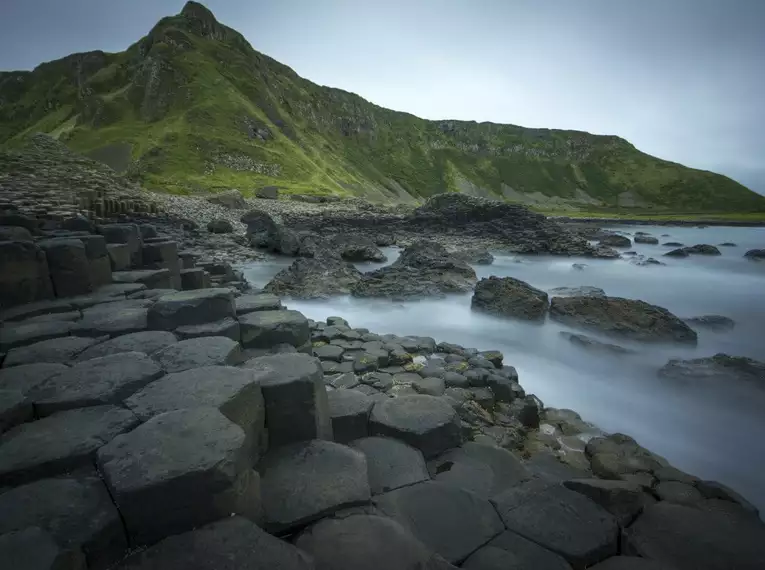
[549,295,698,344]
[0,187,762,569]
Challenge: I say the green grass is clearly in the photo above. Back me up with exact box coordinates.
[1,1,764,214]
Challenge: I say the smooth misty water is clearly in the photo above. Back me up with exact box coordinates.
[241,225,765,511]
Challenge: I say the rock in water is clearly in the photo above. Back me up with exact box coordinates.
[599,234,632,248]
[263,257,362,298]
[634,234,659,244]
[744,248,765,260]
[549,286,606,298]
[658,353,765,389]
[352,240,477,299]
[683,315,735,331]
[549,295,697,344]
[471,276,549,320]
[683,244,721,255]
[559,331,634,355]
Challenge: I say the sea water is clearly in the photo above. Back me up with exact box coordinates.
[240,225,765,511]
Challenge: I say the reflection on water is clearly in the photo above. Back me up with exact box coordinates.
[240,225,765,511]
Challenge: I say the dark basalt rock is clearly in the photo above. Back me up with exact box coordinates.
[658,353,765,388]
[623,502,765,570]
[206,219,233,233]
[472,276,549,320]
[683,314,735,331]
[206,189,247,209]
[633,234,658,244]
[559,332,634,355]
[599,234,632,248]
[744,248,765,260]
[264,257,362,299]
[352,240,476,299]
[549,295,697,344]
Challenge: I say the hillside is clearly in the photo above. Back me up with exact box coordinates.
[1,1,763,212]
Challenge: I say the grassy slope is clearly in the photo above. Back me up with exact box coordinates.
[1,1,763,213]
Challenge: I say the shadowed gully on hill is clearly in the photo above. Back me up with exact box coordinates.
[1,1,764,213]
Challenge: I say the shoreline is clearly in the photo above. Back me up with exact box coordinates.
[548,215,765,227]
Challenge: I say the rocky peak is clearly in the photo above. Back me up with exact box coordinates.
[178,1,230,42]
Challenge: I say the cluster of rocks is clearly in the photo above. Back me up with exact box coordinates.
[0,134,162,221]
[1,276,763,569]
[470,276,698,345]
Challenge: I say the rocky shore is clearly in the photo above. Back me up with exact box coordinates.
[1,186,765,570]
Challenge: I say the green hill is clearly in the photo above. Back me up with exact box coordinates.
[1,1,763,212]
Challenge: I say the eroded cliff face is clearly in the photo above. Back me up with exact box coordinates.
[1,1,763,212]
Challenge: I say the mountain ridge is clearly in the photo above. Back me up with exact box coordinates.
[1,1,763,212]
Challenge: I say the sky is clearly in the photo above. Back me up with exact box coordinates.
[1,0,764,193]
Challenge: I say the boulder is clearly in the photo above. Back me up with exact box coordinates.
[3,337,101,367]
[296,513,455,570]
[623,502,765,570]
[663,248,688,258]
[97,408,260,545]
[235,293,282,315]
[115,516,312,570]
[683,314,735,331]
[264,257,362,298]
[152,336,242,373]
[241,353,332,446]
[260,440,370,533]
[76,331,178,361]
[658,353,765,388]
[328,389,374,443]
[147,288,234,330]
[98,224,142,267]
[175,317,241,341]
[28,352,163,416]
[585,434,667,480]
[125,365,265,461]
[207,219,233,233]
[0,527,86,570]
[684,244,721,255]
[334,236,387,262]
[559,332,634,355]
[549,296,697,344]
[207,189,247,209]
[370,395,462,458]
[462,530,572,570]
[0,241,54,308]
[0,473,127,570]
[564,478,653,526]
[256,186,280,199]
[239,309,310,350]
[472,276,549,320]
[492,483,619,568]
[352,241,477,299]
[0,405,139,486]
[744,248,765,260]
[427,442,531,499]
[374,480,504,564]
[39,239,93,297]
[633,235,659,244]
[349,436,430,494]
[599,235,632,248]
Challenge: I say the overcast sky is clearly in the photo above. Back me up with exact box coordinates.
[2,0,763,192]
